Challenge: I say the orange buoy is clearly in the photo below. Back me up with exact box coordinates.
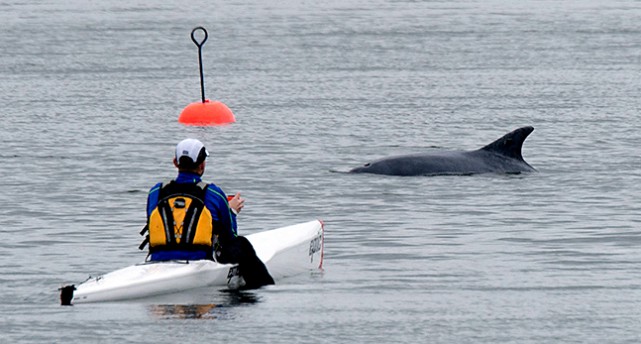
[179,99,235,125]
[179,26,235,126]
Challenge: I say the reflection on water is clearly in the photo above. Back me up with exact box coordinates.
[147,291,259,320]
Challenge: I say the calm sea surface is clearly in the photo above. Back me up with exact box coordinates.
[1,0,641,343]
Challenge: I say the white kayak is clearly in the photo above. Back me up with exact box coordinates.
[60,220,324,305]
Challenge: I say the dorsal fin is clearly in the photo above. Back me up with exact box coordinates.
[480,126,534,161]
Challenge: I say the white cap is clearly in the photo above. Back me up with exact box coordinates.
[175,138,209,165]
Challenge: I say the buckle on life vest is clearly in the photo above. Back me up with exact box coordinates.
[174,198,186,208]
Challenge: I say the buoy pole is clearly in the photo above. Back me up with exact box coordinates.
[191,27,208,103]
[178,26,235,126]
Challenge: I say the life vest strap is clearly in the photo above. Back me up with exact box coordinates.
[138,235,149,250]
[158,200,177,243]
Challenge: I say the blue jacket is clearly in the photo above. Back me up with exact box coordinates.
[146,171,238,261]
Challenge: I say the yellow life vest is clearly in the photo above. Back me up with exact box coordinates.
[146,181,214,253]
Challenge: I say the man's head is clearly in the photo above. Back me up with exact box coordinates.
[174,138,209,173]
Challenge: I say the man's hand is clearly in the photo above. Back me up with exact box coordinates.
[228,193,245,215]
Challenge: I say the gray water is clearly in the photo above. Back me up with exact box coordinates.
[2,0,641,343]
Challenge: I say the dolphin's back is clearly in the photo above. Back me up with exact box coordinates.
[357,150,528,176]
[349,126,536,176]
[400,152,488,175]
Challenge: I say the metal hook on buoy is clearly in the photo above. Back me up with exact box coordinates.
[191,27,209,103]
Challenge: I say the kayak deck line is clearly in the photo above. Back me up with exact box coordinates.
[59,219,324,305]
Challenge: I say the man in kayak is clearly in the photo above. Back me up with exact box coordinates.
[140,138,274,289]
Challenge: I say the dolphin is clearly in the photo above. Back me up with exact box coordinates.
[349,126,536,176]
